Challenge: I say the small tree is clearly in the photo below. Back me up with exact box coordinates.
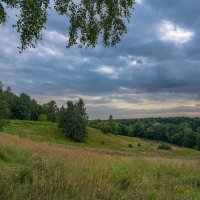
[58,99,88,142]
[46,100,58,122]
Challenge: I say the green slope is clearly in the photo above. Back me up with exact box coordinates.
[3,120,200,157]
[1,120,200,199]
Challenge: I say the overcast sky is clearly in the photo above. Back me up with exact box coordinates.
[1,0,200,119]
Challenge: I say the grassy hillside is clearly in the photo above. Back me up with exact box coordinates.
[3,120,200,157]
[1,141,200,200]
[1,120,200,199]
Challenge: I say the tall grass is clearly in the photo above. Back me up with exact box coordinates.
[1,143,200,200]
[1,120,200,199]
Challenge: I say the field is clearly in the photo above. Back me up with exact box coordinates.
[1,120,200,200]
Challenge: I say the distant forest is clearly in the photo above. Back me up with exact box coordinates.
[89,117,200,150]
[0,82,59,122]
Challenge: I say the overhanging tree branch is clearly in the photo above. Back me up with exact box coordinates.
[0,0,135,52]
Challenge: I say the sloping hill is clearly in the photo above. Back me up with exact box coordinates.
[1,120,200,199]
[3,120,200,157]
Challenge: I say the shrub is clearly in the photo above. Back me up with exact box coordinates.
[128,144,133,148]
[118,178,131,190]
[157,143,172,150]
[100,124,112,134]
[38,114,48,121]
[138,143,141,147]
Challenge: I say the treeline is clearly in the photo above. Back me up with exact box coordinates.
[0,82,88,142]
[88,117,200,150]
[0,85,58,122]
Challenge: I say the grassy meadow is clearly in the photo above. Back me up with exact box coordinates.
[1,120,200,199]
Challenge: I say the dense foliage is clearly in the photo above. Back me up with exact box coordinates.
[0,81,88,142]
[0,82,59,122]
[58,98,88,142]
[89,117,200,150]
[0,0,135,51]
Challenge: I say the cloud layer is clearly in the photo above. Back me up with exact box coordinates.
[1,0,200,119]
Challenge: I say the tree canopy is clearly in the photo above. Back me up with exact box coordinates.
[58,98,88,142]
[0,0,135,51]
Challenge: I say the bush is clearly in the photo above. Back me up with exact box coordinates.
[38,114,48,121]
[157,143,172,150]
[128,144,133,148]
[138,143,141,147]
[101,140,105,145]
[100,124,112,134]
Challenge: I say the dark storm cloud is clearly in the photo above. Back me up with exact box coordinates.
[1,0,200,118]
